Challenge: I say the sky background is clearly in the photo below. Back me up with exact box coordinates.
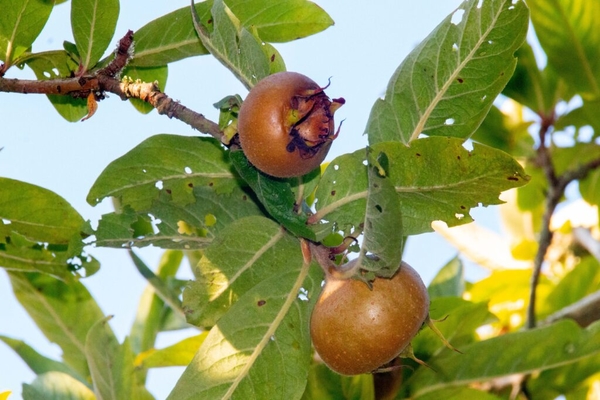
[0,1,506,398]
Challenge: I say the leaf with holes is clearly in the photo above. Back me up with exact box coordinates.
[87,135,239,210]
[71,0,119,71]
[183,216,305,328]
[169,252,322,400]
[366,0,529,144]
[93,185,264,250]
[313,137,529,236]
[0,0,53,66]
[0,178,97,278]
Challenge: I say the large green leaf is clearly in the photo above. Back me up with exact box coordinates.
[71,0,119,71]
[183,216,305,328]
[230,150,315,240]
[93,184,263,250]
[8,272,109,379]
[191,0,271,89]
[313,137,529,236]
[527,0,600,100]
[0,178,97,278]
[130,0,331,67]
[24,51,88,122]
[405,320,600,397]
[366,0,529,145]
[427,257,465,299]
[169,257,322,400]
[22,371,96,400]
[85,317,133,400]
[0,0,53,66]
[226,0,333,43]
[88,135,239,210]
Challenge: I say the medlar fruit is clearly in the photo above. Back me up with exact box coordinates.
[310,261,429,375]
[237,71,344,178]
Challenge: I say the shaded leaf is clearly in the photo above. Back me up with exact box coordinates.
[428,257,465,298]
[24,50,87,122]
[135,333,207,369]
[415,387,503,400]
[313,137,529,236]
[367,0,529,144]
[527,0,600,99]
[88,135,238,210]
[555,99,600,140]
[0,335,87,384]
[0,178,97,278]
[355,149,403,277]
[302,363,374,400]
[71,0,120,71]
[230,150,315,240]
[8,271,108,378]
[22,371,95,400]
[85,316,133,400]
[169,259,322,400]
[0,0,53,66]
[191,0,270,89]
[405,320,600,397]
[183,216,304,327]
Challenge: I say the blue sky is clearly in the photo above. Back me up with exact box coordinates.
[0,1,495,398]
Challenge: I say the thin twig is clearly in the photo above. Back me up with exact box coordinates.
[527,112,600,328]
[0,30,224,141]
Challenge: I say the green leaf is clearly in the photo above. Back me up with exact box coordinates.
[129,3,211,67]
[88,135,238,209]
[355,149,403,277]
[0,178,96,278]
[93,184,263,250]
[0,0,53,66]
[24,51,88,122]
[313,138,529,236]
[136,333,208,369]
[8,271,109,378]
[527,0,600,99]
[428,257,465,299]
[580,169,600,207]
[230,150,316,240]
[71,0,119,71]
[405,320,600,397]
[555,99,600,140]
[226,0,334,43]
[366,0,529,144]
[22,371,96,400]
[0,335,87,384]
[130,250,184,355]
[122,65,168,114]
[169,258,322,400]
[415,387,503,400]
[191,0,271,89]
[302,364,375,400]
[85,316,133,400]
[183,216,305,327]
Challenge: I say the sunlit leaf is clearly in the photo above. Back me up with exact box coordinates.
[136,333,207,369]
[71,0,120,71]
[88,135,239,210]
[22,371,95,400]
[428,257,465,298]
[169,259,322,399]
[8,272,109,378]
[527,0,600,99]
[85,316,133,400]
[367,0,529,144]
[405,320,600,397]
[183,216,304,327]
[313,137,529,236]
[0,0,53,66]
